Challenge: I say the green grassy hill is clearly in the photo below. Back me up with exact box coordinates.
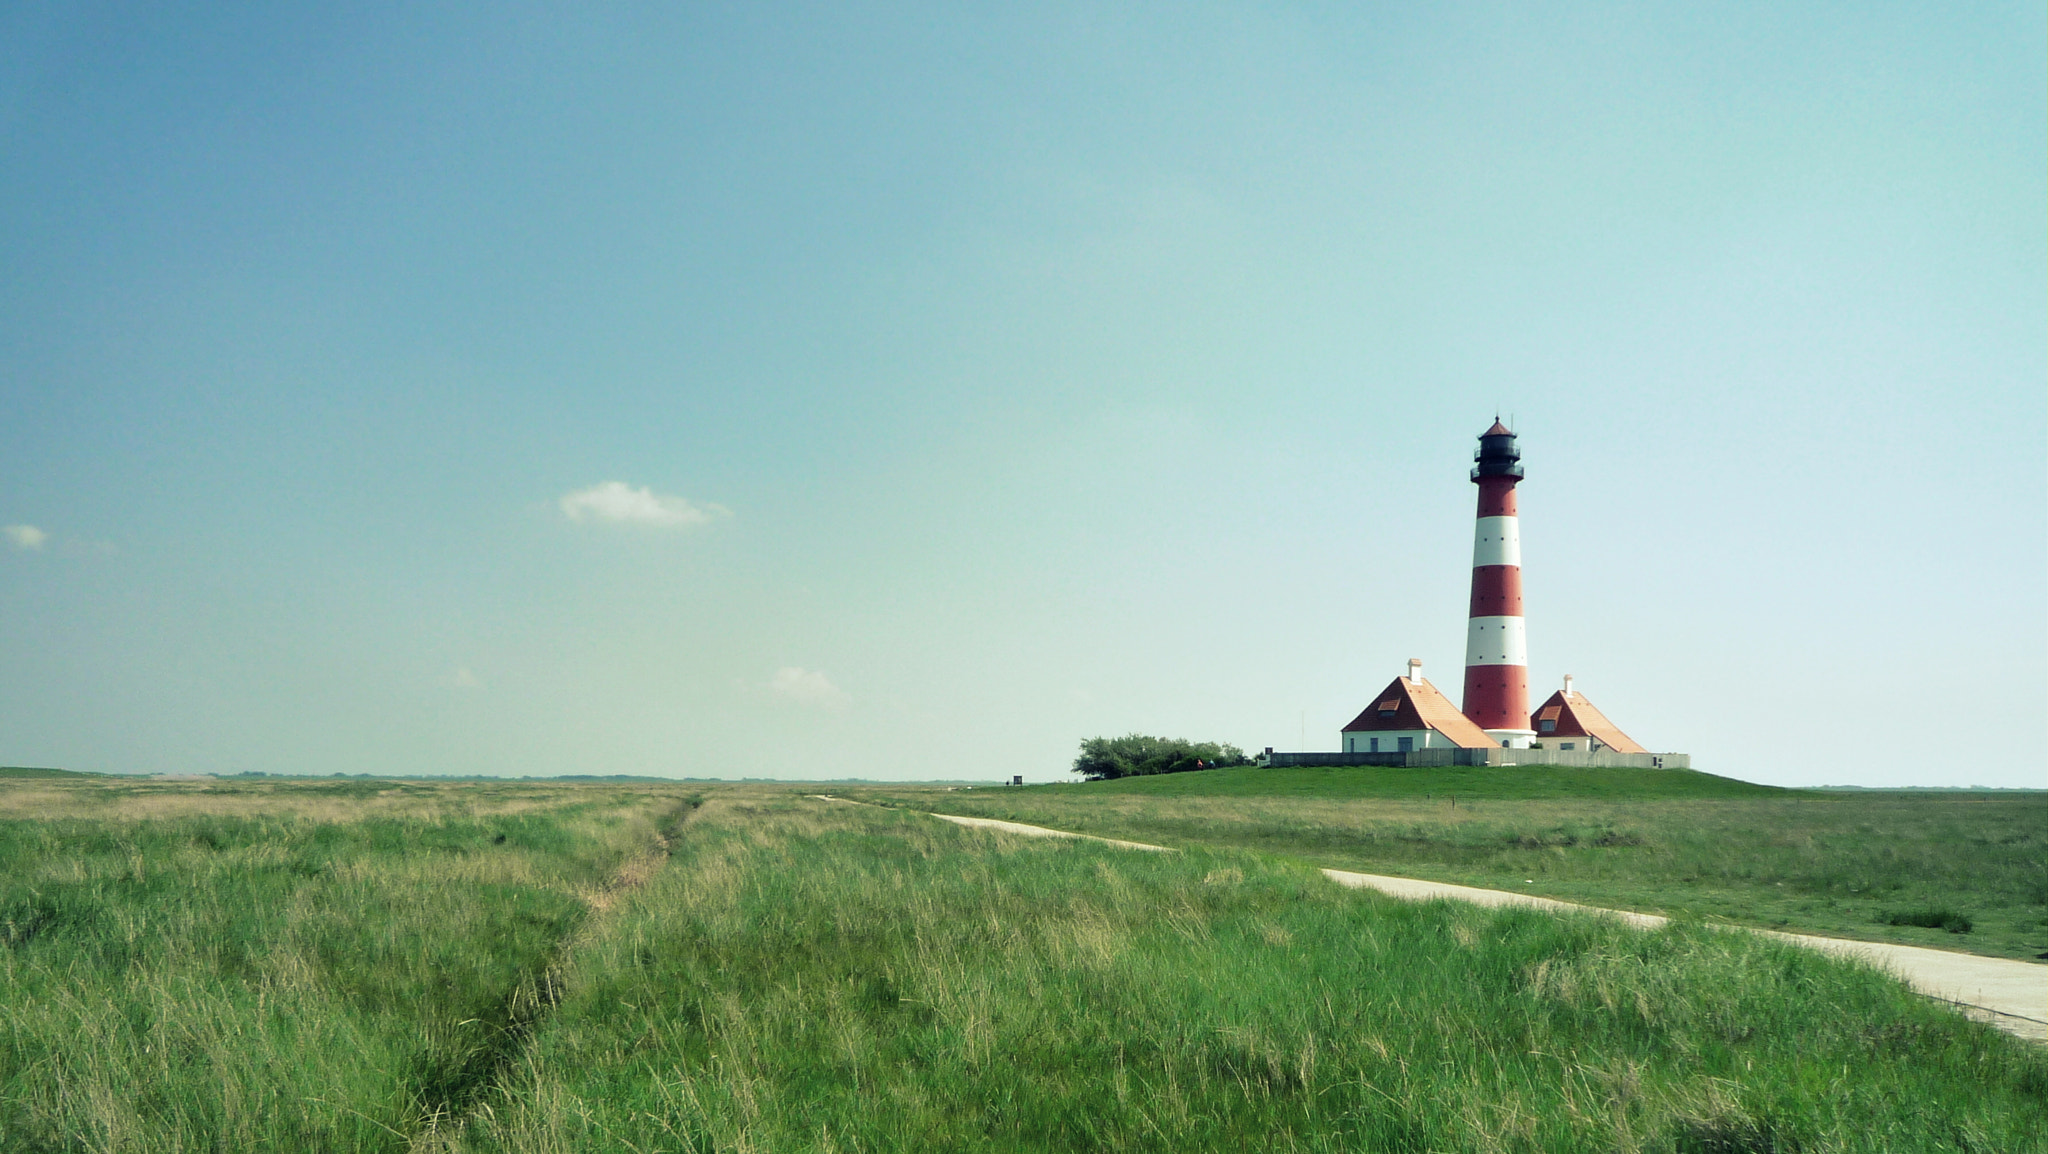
[1063,763,1794,800]
[0,766,95,779]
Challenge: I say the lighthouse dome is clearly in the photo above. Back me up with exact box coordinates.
[1472,421,1524,480]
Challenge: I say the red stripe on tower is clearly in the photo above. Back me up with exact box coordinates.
[1462,420,1535,746]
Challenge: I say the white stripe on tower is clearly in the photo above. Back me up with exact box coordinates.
[1471,516,1521,568]
[1465,616,1528,666]
[1462,419,1534,745]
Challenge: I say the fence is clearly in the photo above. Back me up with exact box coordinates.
[1259,749,1690,770]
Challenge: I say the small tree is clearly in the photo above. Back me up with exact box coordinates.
[1071,734,1250,780]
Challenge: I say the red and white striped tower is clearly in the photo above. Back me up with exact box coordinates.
[1463,420,1536,747]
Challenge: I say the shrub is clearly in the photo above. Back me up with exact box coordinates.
[1070,734,1250,780]
[1879,907,1973,934]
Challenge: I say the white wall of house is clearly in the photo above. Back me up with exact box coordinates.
[1341,730,1453,753]
[1532,736,1607,753]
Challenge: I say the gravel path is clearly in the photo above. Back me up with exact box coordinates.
[1322,868,2047,1043]
[920,811,1173,852]
[818,799,2047,1043]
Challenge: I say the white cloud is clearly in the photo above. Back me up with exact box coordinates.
[558,482,728,528]
[770,666,850,709]
[3,524,47,551]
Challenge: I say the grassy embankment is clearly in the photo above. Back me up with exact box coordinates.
[0,774,689,1150]
[3,774,2044,1152]
[849,766,2048,960]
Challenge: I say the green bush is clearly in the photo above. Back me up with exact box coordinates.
[1071,733,1250,780]
[1880,907,1973,933]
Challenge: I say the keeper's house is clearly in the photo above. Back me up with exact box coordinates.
[1339,659,1496,754]
[1530,675,1647,754]
[1266,659,1688,769]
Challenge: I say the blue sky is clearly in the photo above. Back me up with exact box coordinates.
[2,3,2042,786]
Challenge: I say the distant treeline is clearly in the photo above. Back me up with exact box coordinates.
[1071,735,1252,781]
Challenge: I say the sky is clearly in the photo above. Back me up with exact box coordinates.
[1,3,2042,787]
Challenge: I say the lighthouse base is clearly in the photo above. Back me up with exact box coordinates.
[1484,728,1538,750]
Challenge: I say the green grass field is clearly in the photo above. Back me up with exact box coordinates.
[1,773,2042,1152]
[0,777,688,1150]
[850,767,2048,961]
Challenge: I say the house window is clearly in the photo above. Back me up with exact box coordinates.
[1397,736,1413,753]
[1560,742,1575,750]
[1538,719,1556,733]
[1345,736,1354,753]
[1369,738,1379,753]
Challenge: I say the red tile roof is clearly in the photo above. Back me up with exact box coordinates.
[1343,675,1497,749]
[1529,690,1648,754]
[1483,419,1513,436]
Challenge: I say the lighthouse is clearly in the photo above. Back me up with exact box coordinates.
[1463,420,1536,747]
[1291,418,1686,772]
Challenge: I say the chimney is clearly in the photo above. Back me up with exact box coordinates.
[1407,658,1423,683]
[1563,674,1574,698]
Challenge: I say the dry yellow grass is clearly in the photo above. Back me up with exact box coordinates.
[0,775,724,823]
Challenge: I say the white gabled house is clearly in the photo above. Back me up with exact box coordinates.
[1339,659,1498,754]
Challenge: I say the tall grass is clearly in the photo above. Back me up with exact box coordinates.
[468,797,2048,1153]
[856,775,2048,959]
[4,779,2040,1152]
[0,792,671,1151]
